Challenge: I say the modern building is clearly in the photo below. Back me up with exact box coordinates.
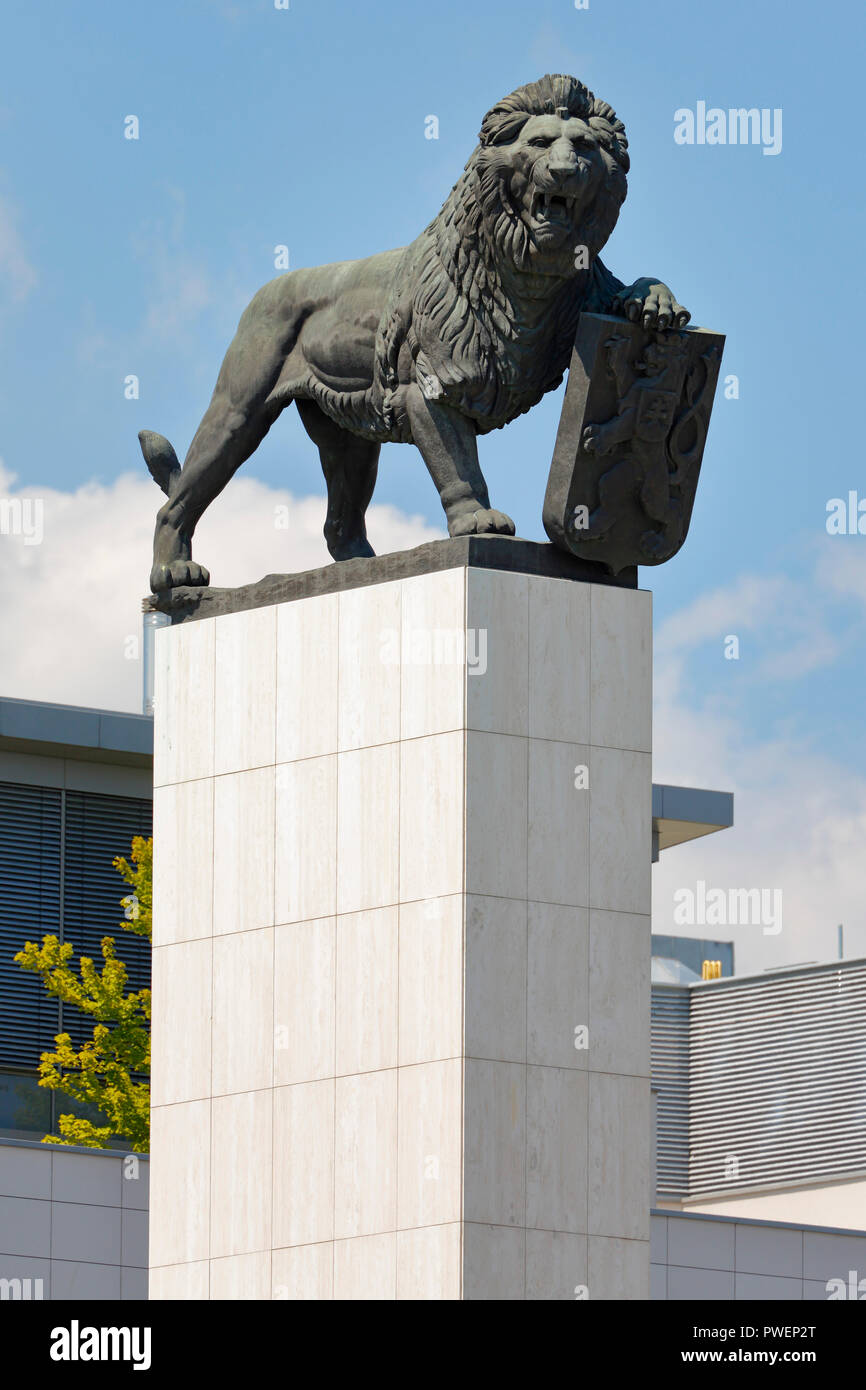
[652,951,866,1229]
[0,696,863,1299]
[0,697,152,1144]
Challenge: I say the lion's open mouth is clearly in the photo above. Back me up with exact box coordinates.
[529,188,577,227]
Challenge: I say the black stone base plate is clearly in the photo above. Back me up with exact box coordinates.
[143,536,638,624]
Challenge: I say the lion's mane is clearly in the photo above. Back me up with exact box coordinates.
[374,74,630,434]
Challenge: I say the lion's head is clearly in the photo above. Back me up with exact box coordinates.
[378,75,630,428]
[472,73,629,279]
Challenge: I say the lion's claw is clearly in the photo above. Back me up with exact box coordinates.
[449,508,516,538]
[150,559,211,593]
[614,278,690,332]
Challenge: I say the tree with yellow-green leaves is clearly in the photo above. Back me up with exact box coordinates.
[13,836,152,1151]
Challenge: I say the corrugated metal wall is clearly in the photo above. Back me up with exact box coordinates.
[651,984,690,1196]
[689,961,866,1195]
[652,962,866,1200]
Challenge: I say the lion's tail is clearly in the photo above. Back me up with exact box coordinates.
[138,430,181,498]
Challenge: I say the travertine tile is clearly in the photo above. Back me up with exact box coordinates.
[151,568,653,1303]
[465,732,527,900]
[400,569,466,740]
[210,1090,272,1258]
[274,755,337,924]
[212,767,275,936]
[397,1059,462,1229]
[464,1060,525,1227]
[153,620,215,787]
[213,606,277,775]
[526,1229,588,1301]
[589,746,651,914]
[396,1224,461,1300]
[336,906,398,1075]
[149,1261,209,1300]
[589,586,651,753]
[334,1070,397,1239]
[528,576,590,744]
[211,928,274,1096]
[528,738,590,906]
[210,1251,271,1300]
[334,1232,396,1300]
[399,731,464,903]
[398,896,463,1067]
[148,1101,210,1267]
[152,779,214,946]
[589,909,651,1076]
[588,1234,650,1300]
[588,1072,650,1241]
[465,895,526,1063]
[463,1223,525,1300]
[338,581,401,751]
[526,1065,588,1234]
[276,593,339,762]
[527,902,589,1069]
[272,1080,334,1249]
[150,940,212,1107]
[466,569,529,736]
[272,1242,333,1300]
[336,744,399,914]
[273,918,335,1085]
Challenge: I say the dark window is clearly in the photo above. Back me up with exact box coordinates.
[0,783,63,1067]
[0,781,152,1069]
[0,1067,51,1140]
[61,790,152,1050]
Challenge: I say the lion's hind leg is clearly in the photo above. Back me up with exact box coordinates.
[296,400,379,561]
[147,289,301,592]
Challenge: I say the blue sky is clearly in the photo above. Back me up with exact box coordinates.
[1,0,864,969]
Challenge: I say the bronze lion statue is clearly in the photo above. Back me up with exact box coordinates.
[140,73,689,592]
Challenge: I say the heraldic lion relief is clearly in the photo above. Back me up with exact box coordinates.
[139,73,690,594]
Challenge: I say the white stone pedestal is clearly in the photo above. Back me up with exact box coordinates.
[148,553,651,1300]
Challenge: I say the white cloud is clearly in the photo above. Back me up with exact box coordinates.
[0,462,439,713]
[3,463,863,975]
[654,560,845,687]
[816,540,866,607]
[653,553,866,973]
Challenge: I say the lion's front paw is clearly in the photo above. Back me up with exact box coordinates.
[150,559,211,593]
[449,508,516,538]
[613,279,690,330]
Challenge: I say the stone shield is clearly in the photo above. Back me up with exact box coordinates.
[543,313,725,574]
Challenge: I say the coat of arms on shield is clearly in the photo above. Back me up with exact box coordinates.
[543,313,725,574]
